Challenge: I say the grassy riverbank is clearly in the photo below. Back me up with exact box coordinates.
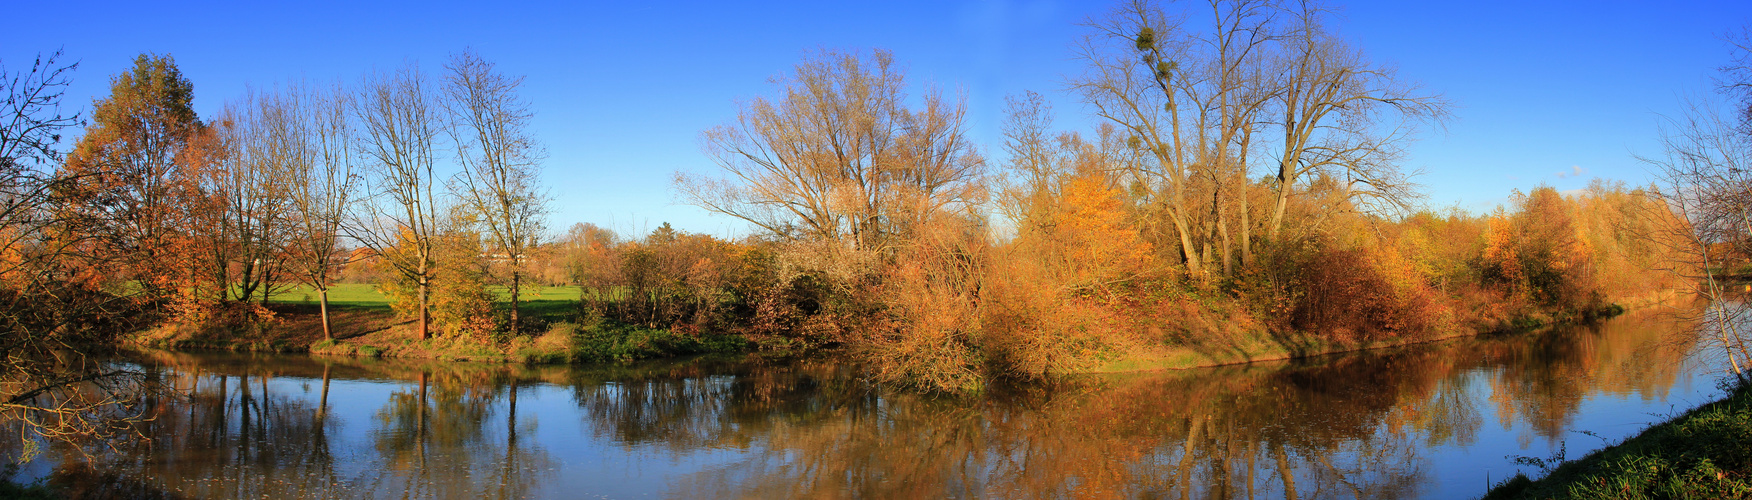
[1482,378,1752,499]
[124,281,1660,378]
[124,283,753,364]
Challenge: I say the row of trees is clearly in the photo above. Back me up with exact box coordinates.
[481,26,1679,390]
[49,50,547,342]
[0,48,552,456]
[656,0,1685,391]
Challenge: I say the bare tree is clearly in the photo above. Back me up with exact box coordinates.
[1264,2,1447,240]
[283,83,357,341]
[210,88,296,305]
[1073,0,1446,276]
[677,49,984,256]
[1,51,80,177]
[0,50,83,282]
[444,50,547,335]
[1643,94,1752,380]
[1722,27,1752,129]
[351,64,445,340]
[1074,0,1281,276]
[996,91,1062,227]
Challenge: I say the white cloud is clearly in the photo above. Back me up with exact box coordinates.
[1555,165,1586,179]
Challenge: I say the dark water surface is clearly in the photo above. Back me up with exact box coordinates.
[10,307,1732,499]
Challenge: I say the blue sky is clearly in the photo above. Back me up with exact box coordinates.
[9,0,1751,238]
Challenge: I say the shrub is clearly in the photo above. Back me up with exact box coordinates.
[379,228,505,343]
[1288,246,1450,344]
[571,320,749,364]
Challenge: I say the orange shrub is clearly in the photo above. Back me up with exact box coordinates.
[1290,247,1452,345]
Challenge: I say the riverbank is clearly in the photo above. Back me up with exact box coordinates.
[122,290,1678,379]
[1481,377,1752,499]
[1082,295,1662,374]
[122,303,751,365]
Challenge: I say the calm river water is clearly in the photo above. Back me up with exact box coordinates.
[9,306,1734,499]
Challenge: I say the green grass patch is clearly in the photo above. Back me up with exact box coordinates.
[265,283,393,310]
[511,285,583,325]
[265,283,583,322]
[572,320,749,364]
[1483,379,1752,499]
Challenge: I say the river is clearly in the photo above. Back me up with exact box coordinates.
[6,305,1733,499]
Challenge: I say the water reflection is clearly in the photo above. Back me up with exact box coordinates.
[5,306,1722,499]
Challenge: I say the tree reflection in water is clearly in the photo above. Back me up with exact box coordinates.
[8,354,556,499]
[2,306,1718,499]
[620,308,1703,499]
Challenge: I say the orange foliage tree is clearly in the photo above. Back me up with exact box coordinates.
[57,54,212,314]
[1480,187,1597,311]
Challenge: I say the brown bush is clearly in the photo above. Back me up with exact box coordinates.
[862,213,990,392]
[1290,247,1451,345]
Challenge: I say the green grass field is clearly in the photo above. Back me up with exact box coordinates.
[268,283,392,307]
[510,285,585,323]
[266,283,583,323]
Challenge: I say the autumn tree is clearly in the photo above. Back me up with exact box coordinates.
[59,53,204,302]
[998,93,1151,293]
[678,49,990,389]
[379,205,500,342]
[351,64,445,340]
[443,50,548,334]
[549,222,618,289]
[986,94,1154,380]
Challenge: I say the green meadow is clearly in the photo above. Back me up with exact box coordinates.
[265,283,583,323]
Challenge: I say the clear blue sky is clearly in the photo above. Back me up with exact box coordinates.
[8,0,1751,239]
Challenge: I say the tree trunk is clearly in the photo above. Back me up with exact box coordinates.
[260,264,274,306]
[1177,413,1205,500]
[507,377,518,445]
[417,267,431,340]
[1240,151,1254,267]
[417,371,429,469]
[319,287,333,341]
[1269,157,1294,240]
[510,270,521,336]
[1220,203,1234,277]
[1169,207,1203,275]
[317,363,331,423]
[1274,441,1299,500]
